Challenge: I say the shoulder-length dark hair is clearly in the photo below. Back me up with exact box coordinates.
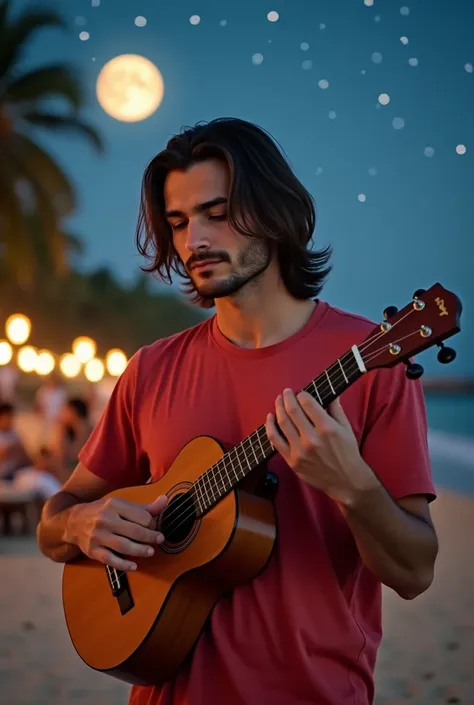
[136,117,332,308]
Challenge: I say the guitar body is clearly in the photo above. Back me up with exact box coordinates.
[62,436,277,686]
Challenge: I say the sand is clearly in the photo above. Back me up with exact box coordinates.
[1,489,473,705]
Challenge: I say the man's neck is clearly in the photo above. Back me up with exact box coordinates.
[214,280,316,349]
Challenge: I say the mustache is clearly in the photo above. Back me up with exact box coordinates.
[186,251,230,270]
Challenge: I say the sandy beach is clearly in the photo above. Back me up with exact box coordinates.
[1,484,473,705]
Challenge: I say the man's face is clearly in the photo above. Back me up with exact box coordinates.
[164,159,270,301]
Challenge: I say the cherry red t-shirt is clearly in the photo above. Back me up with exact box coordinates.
[79,301,436,705]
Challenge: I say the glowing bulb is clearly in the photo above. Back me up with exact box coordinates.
[85,358,105,383]
[5,314,31,345]
[0,340,13,365]
[35,350,55,376]
[105,349,128,376]
[17,346,38,372]
[60,353,82,378]
[72,336,96,364]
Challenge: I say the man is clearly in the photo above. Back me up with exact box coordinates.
[49,397,93,482]
[38,118,438,705]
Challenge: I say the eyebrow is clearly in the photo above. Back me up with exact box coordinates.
[165,196,228,219]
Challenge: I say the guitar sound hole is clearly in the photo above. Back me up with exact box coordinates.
[160,492,197,545]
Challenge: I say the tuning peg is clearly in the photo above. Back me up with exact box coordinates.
[437,342,456,364]
[383,306,398,320]
[405,362,424,380]
[413,288,426,299]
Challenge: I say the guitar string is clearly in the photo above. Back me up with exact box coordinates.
[109,306,425,579]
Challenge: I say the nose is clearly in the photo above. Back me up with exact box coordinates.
[184,220,211,254]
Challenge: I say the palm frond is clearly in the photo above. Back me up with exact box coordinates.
[22,111,104,152]
[0,4,66,80]
[1,63,83,110]
[4,130,76,215]
[31,183,68,276]
[0,2,10,34]
[62,231,85,255]
[0,146,68,282]
[0,169,36,289]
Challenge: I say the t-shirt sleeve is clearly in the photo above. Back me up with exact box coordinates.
[78,350,150,488]
[359,364,436,502]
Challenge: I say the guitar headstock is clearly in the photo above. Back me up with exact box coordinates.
[360,283,462,378]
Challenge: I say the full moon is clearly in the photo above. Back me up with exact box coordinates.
[96,54,164,122]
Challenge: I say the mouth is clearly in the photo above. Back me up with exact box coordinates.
[191,260,222,272]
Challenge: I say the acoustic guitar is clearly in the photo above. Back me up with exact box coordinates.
[62,283,462,686]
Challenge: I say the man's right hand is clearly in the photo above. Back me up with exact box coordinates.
[65,495,167,572]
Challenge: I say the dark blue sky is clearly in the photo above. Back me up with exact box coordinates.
[13,0,473,376]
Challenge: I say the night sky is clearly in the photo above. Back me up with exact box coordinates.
[12,0,473,376]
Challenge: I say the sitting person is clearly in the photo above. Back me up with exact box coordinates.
[0,405,61,506]
[0,403,31,481]
[50,397,93,483]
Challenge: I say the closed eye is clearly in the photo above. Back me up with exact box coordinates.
[169,213,226,231]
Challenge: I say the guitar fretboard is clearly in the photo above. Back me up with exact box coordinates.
[191,345,365,516]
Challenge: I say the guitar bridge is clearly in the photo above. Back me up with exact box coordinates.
[105,565,135,615]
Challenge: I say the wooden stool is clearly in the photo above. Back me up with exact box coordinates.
[0,493,43,536]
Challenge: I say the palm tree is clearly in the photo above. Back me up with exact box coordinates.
[0,1,103,289]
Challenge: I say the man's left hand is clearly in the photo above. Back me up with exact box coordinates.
[265,389,379,506]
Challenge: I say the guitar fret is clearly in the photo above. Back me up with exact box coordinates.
[193,482,203,516]
[256,431,265,459]
[312,379,323,405]
[338,357,349,384]
[194,346,365,514]
[325,369,336,395]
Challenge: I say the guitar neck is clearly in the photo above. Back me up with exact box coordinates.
[193,345,366,516]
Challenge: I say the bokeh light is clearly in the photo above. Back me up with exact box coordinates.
[35,350,55,376]
[17,346,38,372]
[72,336,96,364]
[85,358,105,383]
[0,340,13,365]
[60,353,82,379]
[105,349,128,376]
[5,314,31,345]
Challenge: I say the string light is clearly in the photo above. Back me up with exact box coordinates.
[17,346,38,372]
[105,349,128,376]
[5,314,31,345]
[85,358,105,382]
[72,336,96,364]
[0,340,13,365]
[35,350,55,376]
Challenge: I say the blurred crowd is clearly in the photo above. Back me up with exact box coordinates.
[0,368,114,531]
